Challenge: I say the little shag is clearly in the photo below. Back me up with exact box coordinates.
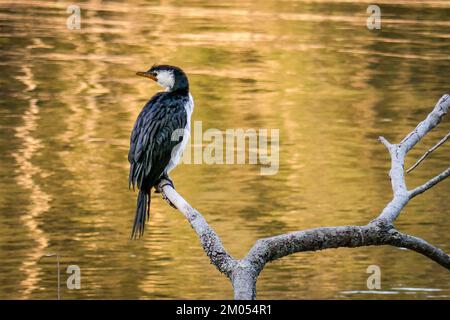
[128,65,193,239]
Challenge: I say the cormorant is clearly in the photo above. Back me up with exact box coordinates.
[128,65,193,239]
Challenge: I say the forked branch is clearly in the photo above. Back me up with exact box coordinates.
[158,94,450,300]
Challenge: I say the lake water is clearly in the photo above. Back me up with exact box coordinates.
[0,0,449,299]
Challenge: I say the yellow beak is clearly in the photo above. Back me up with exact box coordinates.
[136,71,157,81]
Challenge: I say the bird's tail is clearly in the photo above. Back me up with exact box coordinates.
[131,189,151,239]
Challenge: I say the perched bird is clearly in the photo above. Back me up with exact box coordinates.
[128,65,193,239]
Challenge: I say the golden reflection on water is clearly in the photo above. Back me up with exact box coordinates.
[0,0,449,299]
[13,65,50,298]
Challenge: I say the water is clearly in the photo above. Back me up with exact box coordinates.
[0,0,449,299]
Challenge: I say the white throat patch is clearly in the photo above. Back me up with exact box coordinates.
[156,70,175,91]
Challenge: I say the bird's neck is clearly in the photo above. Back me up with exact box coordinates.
[168,87,189,96]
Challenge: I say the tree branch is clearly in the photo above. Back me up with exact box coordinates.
[376,94,449,223]
[407,133,449,173]
[386,230,450,269]
[157,94,450,299]
[400,94,449,154]
[159,184,237,278]
[409,167,450,199]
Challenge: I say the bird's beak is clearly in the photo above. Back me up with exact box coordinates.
[136,71,157,81]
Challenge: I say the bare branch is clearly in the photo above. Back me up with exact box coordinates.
[409,167,450,199]
[376,94,449,223]
[154,94,450,300]
[245,225,376,276]
[386,230,450,269]
[407,132,449,173]
[378,136,393,150]
[400,94,450,154]
[159,181,237,278]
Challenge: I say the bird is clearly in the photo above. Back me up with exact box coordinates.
[128,65,193,239]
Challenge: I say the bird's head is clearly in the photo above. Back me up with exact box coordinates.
[136,64,189,93]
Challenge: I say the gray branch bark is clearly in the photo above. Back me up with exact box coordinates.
[158,94,450,300]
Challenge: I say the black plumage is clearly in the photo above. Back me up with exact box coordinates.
[128,65,191,239]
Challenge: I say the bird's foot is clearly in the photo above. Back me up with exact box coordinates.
[155,175,177,209]
[154,174,175,193]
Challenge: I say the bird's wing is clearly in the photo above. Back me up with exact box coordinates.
[128,93,188,190]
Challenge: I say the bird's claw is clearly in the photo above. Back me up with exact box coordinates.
[161,178,175,190]
[155,175,176,209]
[154,175,175,193]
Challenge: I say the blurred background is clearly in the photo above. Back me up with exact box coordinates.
[0,0,449,299]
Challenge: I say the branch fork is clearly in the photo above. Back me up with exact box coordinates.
[158,94,450,299]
